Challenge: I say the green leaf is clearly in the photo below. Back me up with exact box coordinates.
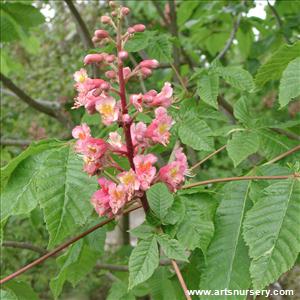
[200,181,252,299]
[156,234,188,262]
[147,267,178,300]
[0,2,45,42]
[146,34,173,63]
[215,66,254,91]
[255,41,300,87]
[128,236,159,289]
[1,151,51,220]
[4,281,39,300]
[178,117,214,151]
[163,196,185,225]
[125,32,150,52]
[0,289,17,300]
[37,146,97,247]
[50,239,100,298]
[177,1,199,27]
[177,194,216,253]
[257,129,299,161]
[279,57,300,108]
[227,131,260,167]
[1,139,63,192]
[233,96,252,125]
[130,223,156,239]
[206,33,229,56]
[107,280,135,300]
[197,73,219,109]
[146,183,174,220]
[243,179,300,290]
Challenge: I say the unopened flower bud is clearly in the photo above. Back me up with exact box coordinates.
[101,15,112,24]
[111,11,118,17]
[127,27,135,34]
[139,59,159,69]
[122,114,131,124]
[133,24,146,32]
[121,7,130,16]
[100,82,111,90]
[123,67,131,78]
[84,54,103,65]
[109,1,117,8]
[94,29,109,39]
[140,67,152,77]
[92,36,100,43]
[105,70,116,79]
[118,51,128,60]
[105,54,116,63]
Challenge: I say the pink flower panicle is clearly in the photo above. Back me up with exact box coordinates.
[72,3,188,217]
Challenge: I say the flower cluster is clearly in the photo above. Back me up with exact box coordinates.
[72,2,188,217]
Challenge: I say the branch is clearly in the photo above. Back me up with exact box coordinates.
[64,0,99,78]
[0,204,142,285]
[181,174,299,190]
[168,0,181,75]
[1,73,58,120]
[190,145,227,171]
[64,0,93,49]
[267,0,291,44]
[151,0,169,26]
[171,260,192,300]
[263,145,300,166]
[216,12,242,60]
[2,241,48,255]
[0,138,32,147]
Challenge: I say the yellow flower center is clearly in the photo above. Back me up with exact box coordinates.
[158,123,168,134]
[100,104,114,117]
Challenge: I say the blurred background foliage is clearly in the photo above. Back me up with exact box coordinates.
[1,0,299,299]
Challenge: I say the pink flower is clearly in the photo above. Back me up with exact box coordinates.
[72,123,91,140]
[91,178,114,216]
[158,148,188,192]
[130,94,143,112]
[117,169,140,193]
[73,69,88,83]
[109,183,128,214]
[144,82,173,108]
[108,131,127,153]
[131,122,148,148]
[81,137,108,160]
[134,154,157,190]
[96,95,120,125]
[146,107,173,146]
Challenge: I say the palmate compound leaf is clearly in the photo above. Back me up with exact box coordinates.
[279,57,300,108]
[200,181,252,300]
[128,235,159,289]
[37,146,97,248]
[243,179,300,290]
